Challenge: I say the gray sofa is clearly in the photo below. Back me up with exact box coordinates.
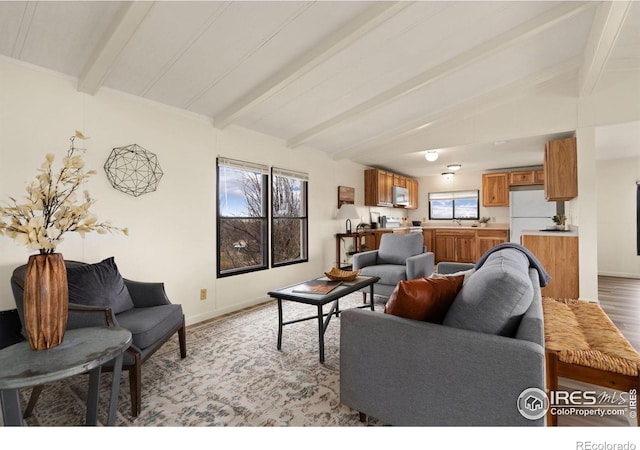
[352,233,435,299]
[340,247,546,426]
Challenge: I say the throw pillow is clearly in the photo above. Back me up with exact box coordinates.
[66,257,134,314]
[430,268,475,284]
[384,275,465,323]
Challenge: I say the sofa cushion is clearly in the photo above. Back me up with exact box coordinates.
[377,233,423,265]
[116,304,183,349]
[442,249,534,337]
[384,275,464,323]
[66,257,134,314]
[360,264,408,285]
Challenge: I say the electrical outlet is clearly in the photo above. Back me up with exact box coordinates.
[200,289,207,300]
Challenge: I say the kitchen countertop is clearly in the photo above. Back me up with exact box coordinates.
[521,227,578,237]
[370,224,510,232]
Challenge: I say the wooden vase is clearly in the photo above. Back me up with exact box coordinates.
[23,253,68,350]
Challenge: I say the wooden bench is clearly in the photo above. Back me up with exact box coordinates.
[543,297,640,426]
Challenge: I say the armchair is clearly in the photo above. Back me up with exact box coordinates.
[10,257,186,418]
[352,233,434,300]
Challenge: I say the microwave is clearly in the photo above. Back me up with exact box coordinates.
[392,186,409,206]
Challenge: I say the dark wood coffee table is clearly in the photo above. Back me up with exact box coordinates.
[268,275,379,363]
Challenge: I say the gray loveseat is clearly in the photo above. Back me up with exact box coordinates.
[352,233,435,300]
[340,247,547,426]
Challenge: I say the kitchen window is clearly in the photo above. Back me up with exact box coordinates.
[428,190,480,220]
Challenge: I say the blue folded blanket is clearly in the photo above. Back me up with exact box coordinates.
[474,242,552,287]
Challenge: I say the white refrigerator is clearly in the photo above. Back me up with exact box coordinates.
[509,189,556,243]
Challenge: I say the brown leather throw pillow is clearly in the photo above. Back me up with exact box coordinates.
[384,275,465,323]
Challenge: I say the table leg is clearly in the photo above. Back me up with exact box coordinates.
[85,366,102,425]
[0,389,23,426]
[317,304,325,363]
[369,284,375,311]
[277,298,283,351]
[106,353,124,426]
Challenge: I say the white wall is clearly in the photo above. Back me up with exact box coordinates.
[0,58,365,323]
[597,156,640,279]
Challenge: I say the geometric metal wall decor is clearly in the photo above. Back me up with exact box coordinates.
[104,144,163,197]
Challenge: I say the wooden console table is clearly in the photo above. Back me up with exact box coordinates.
[335,231,375,270]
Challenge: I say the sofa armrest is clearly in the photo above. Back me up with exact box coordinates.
[340,309,545,426]
[352,250,378,270]
[68,303,117,328]
[405,252,435,279]
[124,279,172,308]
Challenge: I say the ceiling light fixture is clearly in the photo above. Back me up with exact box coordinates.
[447,164,462,171]
[441,172,454,181]
[425,150,438,162]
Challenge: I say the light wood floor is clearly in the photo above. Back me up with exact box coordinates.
[557,275,640,427]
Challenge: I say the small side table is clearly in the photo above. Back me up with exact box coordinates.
[0,327,132,426]
[335,231,375,270]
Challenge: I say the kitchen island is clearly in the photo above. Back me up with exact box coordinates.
[520,228,579,299]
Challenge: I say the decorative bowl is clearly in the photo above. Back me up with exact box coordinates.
[324,267,361,281]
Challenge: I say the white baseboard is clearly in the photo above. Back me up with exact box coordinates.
[186,296,273,327]
[598,271,640,279]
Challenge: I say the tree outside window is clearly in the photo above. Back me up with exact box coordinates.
[217,158,268,277]
[271,168,308,267]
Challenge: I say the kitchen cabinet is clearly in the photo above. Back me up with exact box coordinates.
[434,229,477,263]
[477,229,509,256]
[521,233,579,298]
[509,169,544,186]
[544,137,577,201]
[393,174,407,188]
[406,178,419,210]
[365,169,419,209]
[365,169,393,207]
[422,228,434,252]
[482,173,509,207]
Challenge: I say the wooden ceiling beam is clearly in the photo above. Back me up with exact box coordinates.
[333,57,582,161]
[287,1,595,149]
[579,1,632,96]
[212,2,411,129]
[77,2,154,95]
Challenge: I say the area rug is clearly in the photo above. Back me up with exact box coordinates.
[18,293,386,426]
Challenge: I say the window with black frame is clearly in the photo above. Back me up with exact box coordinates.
[217,157,269,277]
[271,167,308,267]
[428,190,480,220]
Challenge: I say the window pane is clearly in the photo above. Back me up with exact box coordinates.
[272,218,307,264]
[454,198,479,219]
[430,200,453,219]
[218,218,267,273]
[219,166,265,217]
[273,176,303,217]
[271,169,308,267]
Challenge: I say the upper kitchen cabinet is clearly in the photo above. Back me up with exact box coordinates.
[365,169,418,209]
[406,178,419,210]
[365,169,393,207]
[509,169,544,186]
[544,137,577,201]
[482,173,509,207]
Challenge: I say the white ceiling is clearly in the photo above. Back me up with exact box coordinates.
[1,1,639,176]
